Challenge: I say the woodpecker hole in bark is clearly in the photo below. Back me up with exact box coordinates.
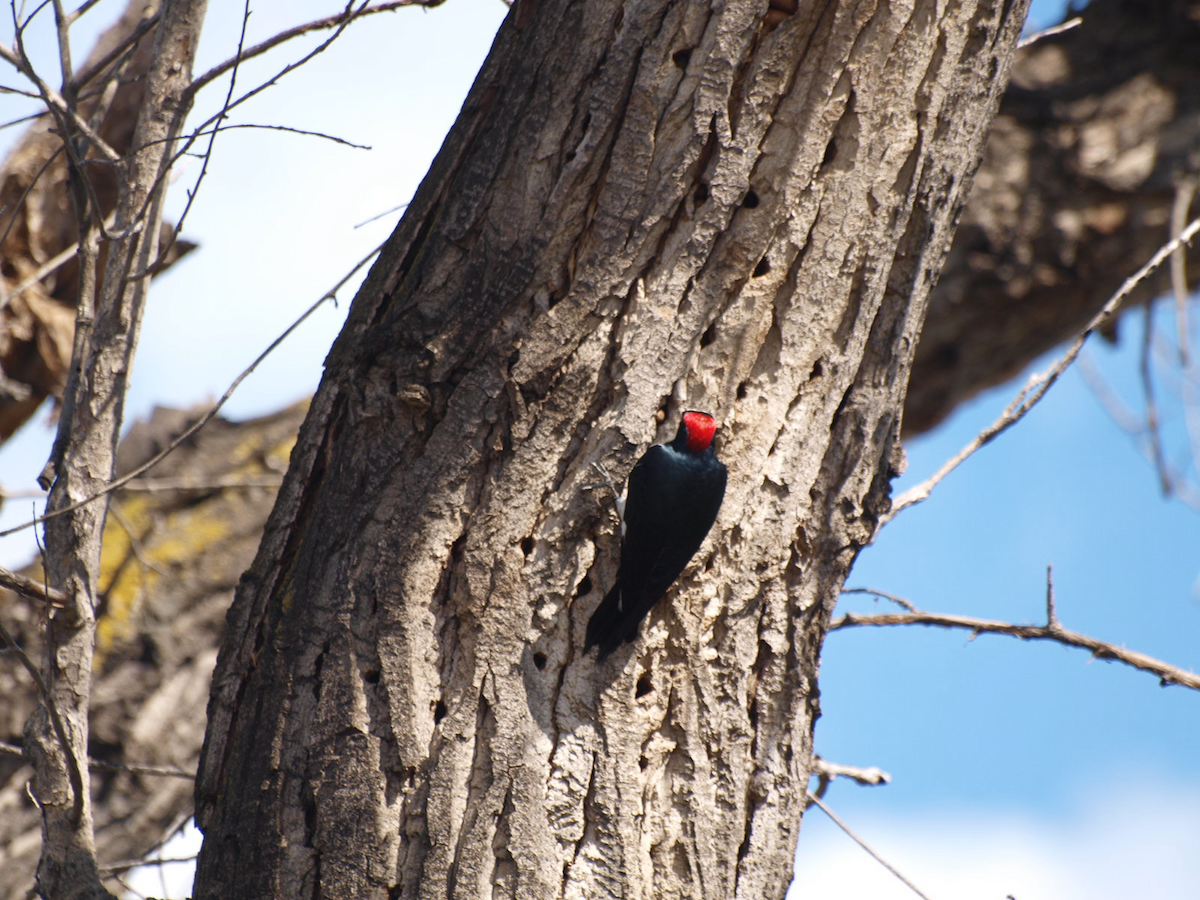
[635,673,653,698]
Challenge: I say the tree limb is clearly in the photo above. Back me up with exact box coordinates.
[831,599,1200,690]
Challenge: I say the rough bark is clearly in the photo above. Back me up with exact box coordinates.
[193,2,1028,899]
[5,0,1195,895]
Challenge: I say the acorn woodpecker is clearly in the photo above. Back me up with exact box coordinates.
[585,410,728,660]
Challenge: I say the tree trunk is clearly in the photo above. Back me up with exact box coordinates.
[192,1,1028,897]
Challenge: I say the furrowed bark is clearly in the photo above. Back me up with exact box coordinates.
[195,2,1029,898]
[26,3,208,898]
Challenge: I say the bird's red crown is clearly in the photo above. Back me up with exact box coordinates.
[681,410,717,452]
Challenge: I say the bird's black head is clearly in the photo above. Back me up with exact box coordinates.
[676,410,718,453]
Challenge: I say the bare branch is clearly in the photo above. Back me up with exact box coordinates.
[810,756,891,789]
[1,40,121,162]
[186,0,444,100]
[0,563,68,606]
[84,758,194,780]
[70,10,160,91]
[1016,15,1082,50]
[0,238,384,538]
[184,121,372,150]
[26,3,210,894]
[1139,303,1172,495]
[1170,177,1195,366]
[50,0,75,87]
[806,792,933,900]
[830,608,1200,690]
[1044,565,1059,631]
[884,215,1200,526]
[0,740,194,779]
[98,855,198,876]
[0,142,62,252]
[121,474,285,492]
[840,586,918,613]
[64,0,109,27]
[0,210,116,314]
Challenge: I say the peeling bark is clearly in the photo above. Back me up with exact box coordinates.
[195,2,1029,898]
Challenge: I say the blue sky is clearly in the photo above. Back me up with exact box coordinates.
[3,1,1197,897]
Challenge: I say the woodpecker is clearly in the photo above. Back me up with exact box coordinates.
[585,410,727,660]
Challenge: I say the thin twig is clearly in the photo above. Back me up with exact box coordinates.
[883,216,1200,527]
[355,200,410,229]
[840,586,918,613]
[0,563,68,606]
[0,740,194,779]
[1169,179,1200,486]
[183,121,371,150]
[0,124,63,254]
[98,855,199,876]
[0,210,116,313]
[0,239,386,538]
[122,474,286,492]
[1044,565,1058,630]
[1139,302,1172,495]
[806,792,934,900]
[830,609,1200,690]
[136,0,251,277]
[70,9,160,90]
[64,0,110,28]
[185,0,441,99]
[2,41,121,162]
[1170,177,1195,367]
[85,758,195,779]
[1076,350,1200,511]
[108,503,169,579]
[1017,15,1082,50]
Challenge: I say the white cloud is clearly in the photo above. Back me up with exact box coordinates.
[789,779,1200,900]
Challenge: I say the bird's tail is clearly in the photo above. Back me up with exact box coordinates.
[584,584,630,661]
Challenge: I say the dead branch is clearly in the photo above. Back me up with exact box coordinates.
[185,0,445,99]
[806,792,933,900]
[885,216,1200,526]
[810,757,891,792]
[831,602,1200,691]
[0,238,380,539]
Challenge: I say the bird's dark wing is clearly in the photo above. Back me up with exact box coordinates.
[616,446,725,616]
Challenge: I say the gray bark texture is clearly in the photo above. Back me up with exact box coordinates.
[194,1,1029,898]
[19,1,209,898]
